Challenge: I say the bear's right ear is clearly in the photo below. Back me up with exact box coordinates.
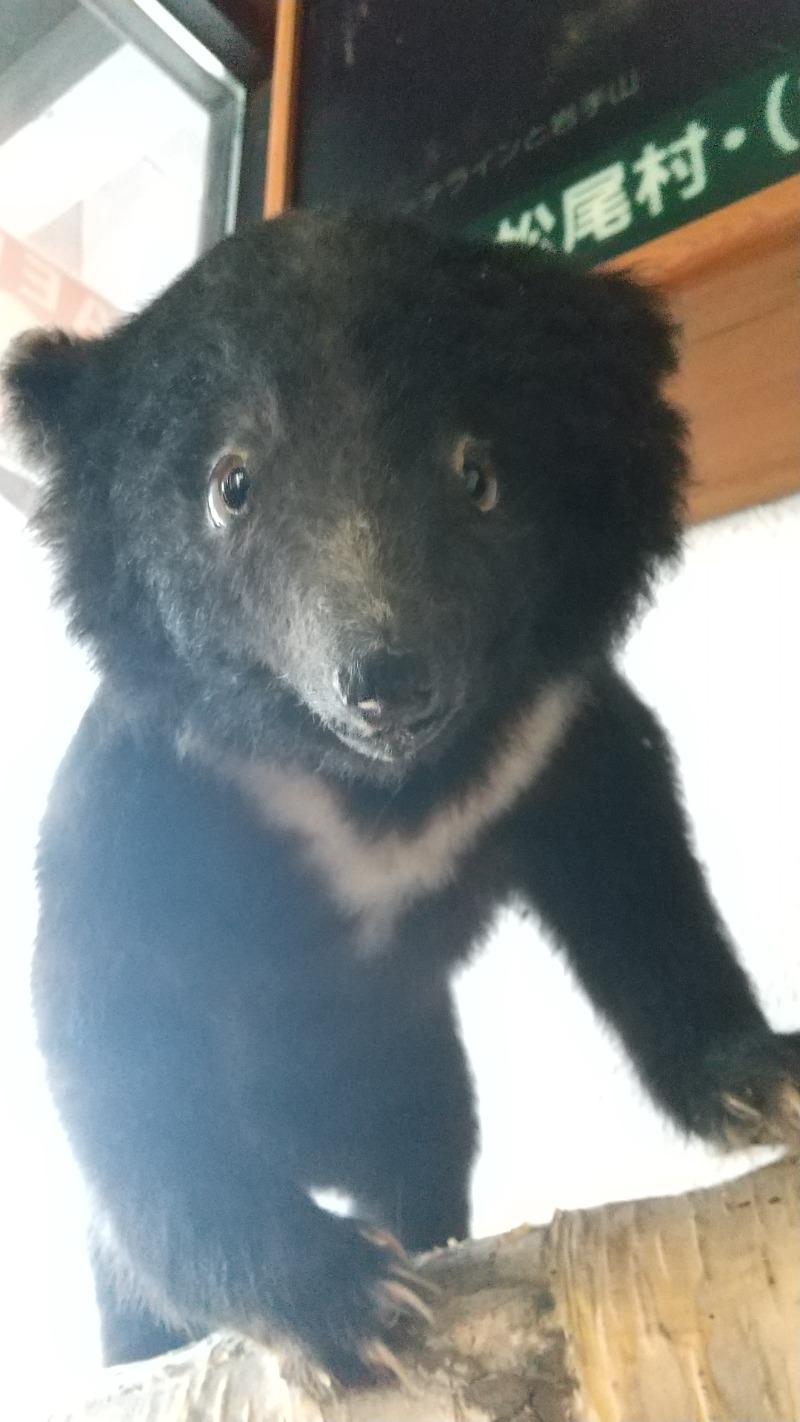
[2,328,96,466]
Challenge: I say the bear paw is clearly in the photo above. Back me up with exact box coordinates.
[703,1031,800,1152]
[281,1222,435,1386]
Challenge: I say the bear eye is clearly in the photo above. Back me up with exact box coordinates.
[454,438,499,513]
[207,452,251,527]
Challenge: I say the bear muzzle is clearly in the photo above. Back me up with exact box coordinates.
[333,646,451,759]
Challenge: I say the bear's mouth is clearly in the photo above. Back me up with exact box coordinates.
[332,707,452,763]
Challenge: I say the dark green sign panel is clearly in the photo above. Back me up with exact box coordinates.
[468,59,800,262]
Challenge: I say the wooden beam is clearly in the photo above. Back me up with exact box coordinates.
[264,0,302,217]
[603,180,800,523]
[601,175,800,290]
[43,1160,800,1422]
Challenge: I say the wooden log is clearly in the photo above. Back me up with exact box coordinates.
[49,1158,798,1422]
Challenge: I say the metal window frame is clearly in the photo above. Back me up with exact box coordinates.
[82,0,247,244]
[146,0,272,84]
[101,0,278,232]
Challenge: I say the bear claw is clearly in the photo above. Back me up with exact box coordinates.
[720,1077,800,1151]
[358,1338,413,1387]
[378,1277,434,1325]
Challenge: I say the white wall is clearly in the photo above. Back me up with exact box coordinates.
[460,493,800,1236]
[0,498,99,1420]
[1,492,798,1415]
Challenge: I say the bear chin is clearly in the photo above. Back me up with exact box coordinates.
[330,709,456,766]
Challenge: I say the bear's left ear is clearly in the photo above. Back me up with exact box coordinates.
[475,241,680,387]
[588,268,680,384]
[2,328,99,465]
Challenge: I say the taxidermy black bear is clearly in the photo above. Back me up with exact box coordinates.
[5,211,799,1383]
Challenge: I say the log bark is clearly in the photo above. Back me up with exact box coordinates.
[50,1158,798,1422]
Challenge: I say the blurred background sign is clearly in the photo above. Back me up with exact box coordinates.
[293,0,798,247]
[472,59,800,265]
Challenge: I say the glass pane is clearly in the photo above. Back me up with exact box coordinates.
[0,3,214,315]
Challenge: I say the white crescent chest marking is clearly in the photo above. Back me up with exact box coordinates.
[194,680,583,948]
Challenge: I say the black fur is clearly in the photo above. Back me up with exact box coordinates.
[5,212,799,1381]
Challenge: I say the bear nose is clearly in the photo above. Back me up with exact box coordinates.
[336,649,435,729]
